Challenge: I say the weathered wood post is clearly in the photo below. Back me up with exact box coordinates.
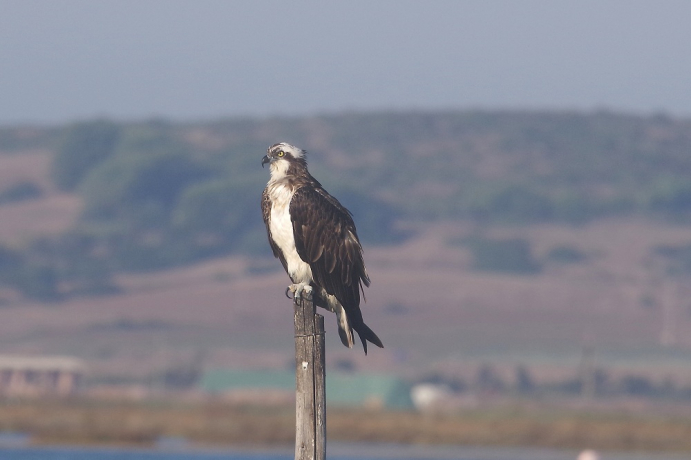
[294,292,326,460]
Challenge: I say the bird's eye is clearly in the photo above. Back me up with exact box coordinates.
[277,151,285,157]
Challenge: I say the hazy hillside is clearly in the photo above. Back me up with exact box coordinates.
[2,110,691,301]
[6,110,691,228]
[2,110,691,395]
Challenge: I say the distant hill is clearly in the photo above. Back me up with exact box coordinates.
[2,110,691,300]
[3,111,691,389]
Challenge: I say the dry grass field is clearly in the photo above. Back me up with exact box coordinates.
[0,151,81,244]
[1,398,691,453]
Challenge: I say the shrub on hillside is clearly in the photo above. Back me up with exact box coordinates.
[464,237,542,274]
[51,120,121,191]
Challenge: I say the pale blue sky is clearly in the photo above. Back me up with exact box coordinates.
[2,0,691,124]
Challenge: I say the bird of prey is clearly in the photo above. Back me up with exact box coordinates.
[261,142,383,354]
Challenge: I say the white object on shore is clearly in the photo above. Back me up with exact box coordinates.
[577,450,600,460]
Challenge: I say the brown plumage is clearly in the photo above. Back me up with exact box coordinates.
[261,142,383,353]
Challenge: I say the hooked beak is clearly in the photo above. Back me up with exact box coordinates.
[261,155,270,168]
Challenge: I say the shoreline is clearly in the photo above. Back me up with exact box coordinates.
[1,399,691,454]
[1,442,690,460]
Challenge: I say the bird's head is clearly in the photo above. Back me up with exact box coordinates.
[262,142,307,179]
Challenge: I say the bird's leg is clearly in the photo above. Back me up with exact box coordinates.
[287,282,312,302]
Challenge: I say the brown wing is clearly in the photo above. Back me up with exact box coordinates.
[261,187,288,274]
[289,185,370,323]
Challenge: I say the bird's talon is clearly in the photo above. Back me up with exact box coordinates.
[302,285,313,300]
[286,283,312,302]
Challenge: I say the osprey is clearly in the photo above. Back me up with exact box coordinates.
[261,142,383,354]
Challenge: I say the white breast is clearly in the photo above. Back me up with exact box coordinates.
[268,183,313,284]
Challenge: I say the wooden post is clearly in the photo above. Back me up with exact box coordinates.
[294,292,326,460]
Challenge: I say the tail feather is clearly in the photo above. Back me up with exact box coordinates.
[354,322,384,355]
[313,287,383,354]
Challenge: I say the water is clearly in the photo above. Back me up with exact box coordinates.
[0,442,689,460]
[0,446,291,460]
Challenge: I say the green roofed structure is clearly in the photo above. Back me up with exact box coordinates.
[325,372,413,410]
[200,369,413,410]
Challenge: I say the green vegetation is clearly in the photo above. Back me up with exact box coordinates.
[0,244,59,301]
[1,109,691,299]
[43,118,403,281]
[0,181,43,205]
[0,234,118,302]
[460,237,542,274]
[447,239,587,275]
[51,120,122,191]
[654,242,691,274]
[0,126,60,152]
[546,245,588,264]
[49,111,691,236]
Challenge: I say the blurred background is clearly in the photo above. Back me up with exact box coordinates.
[2,0,691,453]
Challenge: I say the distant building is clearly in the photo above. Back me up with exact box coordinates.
[326,373,414,410]
[0,355,85,397]
[410,383,454,411]
[200,369,414,410]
